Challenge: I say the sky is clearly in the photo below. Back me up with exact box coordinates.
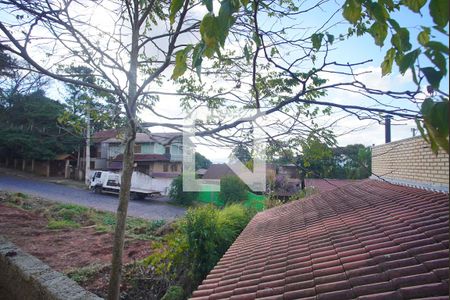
[139,2,449,162]
[1,1,448,163]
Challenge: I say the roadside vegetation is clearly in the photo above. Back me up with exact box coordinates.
[1,176,314,299]
[143,204,256,299]
[1,191,165,241]
[0,190,255,299]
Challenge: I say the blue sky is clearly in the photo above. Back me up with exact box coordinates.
[1,1,447,163]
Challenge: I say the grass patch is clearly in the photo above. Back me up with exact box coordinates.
[0,191,166,240]
[47,219,80,230]
[67,264,105,284]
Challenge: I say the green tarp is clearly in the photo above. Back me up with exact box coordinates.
[196,184,265,211]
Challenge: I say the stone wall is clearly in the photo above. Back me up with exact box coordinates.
[0,236,102,300]
[371,136,449,191]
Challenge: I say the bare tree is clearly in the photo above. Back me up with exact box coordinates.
[0,0,200,298]
[1,0,446,298]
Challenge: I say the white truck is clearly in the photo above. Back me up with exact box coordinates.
[89,170,160,200]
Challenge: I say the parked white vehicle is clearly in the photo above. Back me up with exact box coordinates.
[89,170,160,199]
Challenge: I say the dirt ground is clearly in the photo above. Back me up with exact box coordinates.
[0,203,155,296]
[0,204,152,271]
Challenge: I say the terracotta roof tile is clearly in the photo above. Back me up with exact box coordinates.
[190,180,449,300]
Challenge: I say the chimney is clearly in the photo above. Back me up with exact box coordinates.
[385,115,392,143]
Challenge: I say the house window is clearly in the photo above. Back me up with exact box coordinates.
[170,164,178,172]
[163,163,169,172]
[134,144,141,153]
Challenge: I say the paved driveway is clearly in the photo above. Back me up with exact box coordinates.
[0,174,186,220]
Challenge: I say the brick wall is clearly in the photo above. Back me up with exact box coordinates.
[372,136,449,191]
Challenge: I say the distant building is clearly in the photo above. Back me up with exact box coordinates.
[202,164,235,180]
[91,130,182,176]
[90,130,183,194]
[196,168,208,178]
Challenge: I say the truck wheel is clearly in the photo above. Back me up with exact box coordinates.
[130,192,137,200]
[94,186,102,194]
[137,193,147,200]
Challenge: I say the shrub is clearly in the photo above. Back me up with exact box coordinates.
[145,204,255,295]
[265,192,284,209]
[219,175,248,205]
[143,225,189,281]
[184,205,220,282]
[169,175,197,206]
[161,286,184,300]
[215,204,253,254]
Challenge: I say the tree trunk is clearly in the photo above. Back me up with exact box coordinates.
[107,126,135,300]
[107,2,139,298]
[85,106,91,185]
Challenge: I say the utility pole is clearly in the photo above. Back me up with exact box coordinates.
[85,104,91,185]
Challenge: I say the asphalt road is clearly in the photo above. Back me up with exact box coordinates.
[0,174,186,220]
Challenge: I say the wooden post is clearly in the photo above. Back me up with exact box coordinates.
[22,159,26,171]
[65,160,70,179]
[14,159,17,169]
[31,159,35,173]
[46,160,50,177]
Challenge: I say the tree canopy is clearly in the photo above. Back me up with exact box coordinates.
[195,152,212,170]
[0,90,81,160]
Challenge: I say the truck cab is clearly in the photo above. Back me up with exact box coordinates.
[89,170,159,200]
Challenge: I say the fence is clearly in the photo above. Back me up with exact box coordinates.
[196,184,266,211]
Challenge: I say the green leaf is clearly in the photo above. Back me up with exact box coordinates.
[342,0,362,24]
[369,2,389,22]
[192,43,204,79]
[169,0,184,24]
[425,49,447,75]
[381,48,396,76]
[200,13,218,56]
[202,0,213,12]
[311,33,324,51]
[171,46,192,80]
[404,0,427,12]
[420,67,443,89]
[252,32,261,47]
[399,48,420,74]
[244,44,251,63]
[217,0,239,47]
[387,18,401,31]
[391,28,412,52]
[426,41,449,54]
[415,118,429,143]
[417,28,430,46]
[421,98,449,154]
[431,101,449,136]
[429,0,449,28]
[326,33,334,45]
[369,22,388,46]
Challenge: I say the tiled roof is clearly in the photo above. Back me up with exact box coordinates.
[151,172,180,178]
[92,129,118,142]
[103,132,181,144]
[203,164,236,180]
[191,180,449,300]
[305,179,361,193]
[112,154,169,162]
